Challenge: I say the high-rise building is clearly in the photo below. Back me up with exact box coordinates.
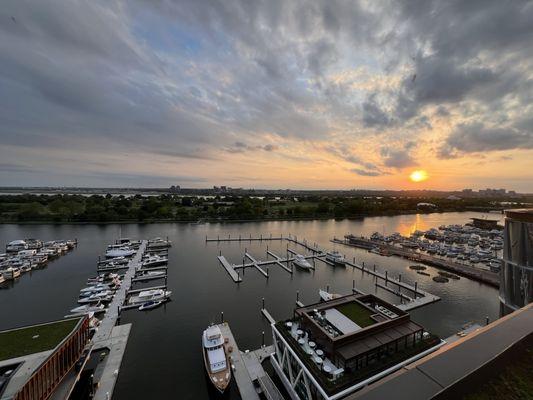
[500,209,533,316]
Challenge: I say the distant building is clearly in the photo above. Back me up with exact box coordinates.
[478,188,506,197]
[270,294,442,400]
[500,209,533,316]
[0,317,89,400]
[462,188,473,194]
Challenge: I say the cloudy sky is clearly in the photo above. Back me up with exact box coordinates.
[1,0,532,190]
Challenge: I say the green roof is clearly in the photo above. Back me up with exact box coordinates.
[336,301,376,328]
[0,318,80,362]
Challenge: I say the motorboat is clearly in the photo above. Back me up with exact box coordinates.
[80,284,110,295]
[141,254,168,268]
[105,247,135,258]
[2,267,21,280]
[319,289,342,302]
[292,254,313,270]
[129,289,172,304]
[148,237,172,249]
[138,300,164,311]
[325,250,346,266]
[0,274,5,284]
[202,325,231,393]
[77,292,113,304]
[6,240,27,253]
[137,270,166,279]
[70,303,105,314]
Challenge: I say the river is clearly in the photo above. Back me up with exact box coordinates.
[0,211,502,399]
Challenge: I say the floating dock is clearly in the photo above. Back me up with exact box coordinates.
[210,234,440,311]
[91,241,147,400]
[218,322,283,400]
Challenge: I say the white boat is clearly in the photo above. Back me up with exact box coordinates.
[202,325,231,393]
[292,254,313,270]
[137,270,166,279]
[325,250,346,266]
[0,274,5,284]
[6,240,27,253]
[129,289,172,304]
[148,238,172,248]
[2,267,21,280]
[319,289,342,302]
[70,303,105,314]
[77,292,113,304]
[105,247,135,258]
[80,284,110,294]
[141,255,168,268]
[138,300,164,311]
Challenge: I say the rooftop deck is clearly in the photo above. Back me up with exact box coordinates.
[0,318,81,362]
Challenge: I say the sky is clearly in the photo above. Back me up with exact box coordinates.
[0,0,532,191]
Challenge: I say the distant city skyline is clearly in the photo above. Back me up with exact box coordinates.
[1,1,532,191]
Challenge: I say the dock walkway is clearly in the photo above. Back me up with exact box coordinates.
[93,241,147,343]
[217,323,260,400]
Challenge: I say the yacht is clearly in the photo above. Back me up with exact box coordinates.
[105,247,135,258]
[141,254,168,268]
[6,240,27,253]
[148,237,172,249]
[70,303,105,315]
[325,250,346,266]
[77,292,114,304]
[2,267,21,280]
[138,300,163,311]
[292,254,313,270]
[202,325,232,393]
[129,289,172,304]
[0,273,5,284]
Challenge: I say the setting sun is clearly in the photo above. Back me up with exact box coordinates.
[409,170,428,183]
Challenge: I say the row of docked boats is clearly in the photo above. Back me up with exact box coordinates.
[362,223,504,272]
[65,236,173,337]
[0,238,77,285]
[291,250,347,270]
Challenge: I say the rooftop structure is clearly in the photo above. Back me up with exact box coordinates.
[270,294,442,400]
[0,317,89,400]
[500,208,533,316]
[346,302,533,400]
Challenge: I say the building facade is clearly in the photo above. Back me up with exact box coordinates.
[500,209,533,316]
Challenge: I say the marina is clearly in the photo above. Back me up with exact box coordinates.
[0,212,503,400]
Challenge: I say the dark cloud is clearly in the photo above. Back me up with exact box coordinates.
[438,122,533,158]
[225,142,279,153]
[381,146,418,169]
[362,94,392,128]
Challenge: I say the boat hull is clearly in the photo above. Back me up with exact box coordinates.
[202,339,231,393]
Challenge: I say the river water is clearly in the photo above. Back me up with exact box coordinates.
[0,212,502,399]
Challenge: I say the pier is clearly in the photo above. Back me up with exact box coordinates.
[210,234,440,311]
[333,237,500,287]
[218,322,283,400]
[91,240,147,400]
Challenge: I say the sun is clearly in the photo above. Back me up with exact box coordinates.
[409,170,428,183]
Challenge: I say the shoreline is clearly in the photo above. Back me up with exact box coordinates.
[0,209,503,225]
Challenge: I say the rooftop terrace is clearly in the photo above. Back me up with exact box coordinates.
[0,318,80,362]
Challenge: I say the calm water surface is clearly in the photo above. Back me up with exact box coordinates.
[0,212,502,399]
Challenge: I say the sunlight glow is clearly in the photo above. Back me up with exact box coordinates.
[409,170,428,183]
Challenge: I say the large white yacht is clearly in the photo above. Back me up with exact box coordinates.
[325,250,346,266]
[292,254,313,270]
[2,267,21,280]
[202,325,231,393]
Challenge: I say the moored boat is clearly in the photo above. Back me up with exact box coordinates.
[202,325,232,393]
[325,250,346,266]
[292,254,313,270]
